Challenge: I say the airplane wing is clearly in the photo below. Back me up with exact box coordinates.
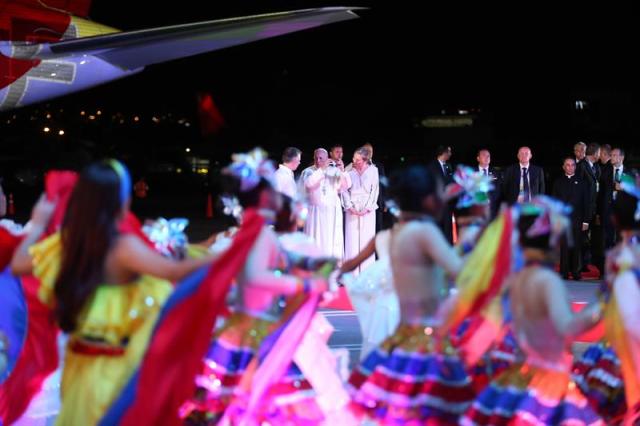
[3,7,363,70]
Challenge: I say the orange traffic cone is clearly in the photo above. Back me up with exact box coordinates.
[206,193,213,219]
[451,213,457,244]
[8,193,15,216]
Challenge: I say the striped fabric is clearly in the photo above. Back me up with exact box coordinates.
[461,363,605,426]
[180,312,322,425]
[572,342,626,421]
[348,323,475,425]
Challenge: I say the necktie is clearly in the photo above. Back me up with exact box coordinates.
[483,168,488,176]
[615,168,621,182]
[522,167,530,202]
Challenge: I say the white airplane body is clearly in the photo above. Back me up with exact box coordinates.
[0,1,361,111]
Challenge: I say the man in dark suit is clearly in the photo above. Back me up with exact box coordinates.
[611,147,626,199]
[611,147,632,243]
[552,157,589,280]
[576,142,601,273]
[592,144,615,276]
[501,146,545,205]
[476,148,502,219]
[427,145,454,243]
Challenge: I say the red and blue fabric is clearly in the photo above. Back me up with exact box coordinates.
[99,209,264,426]
[572,342,626,421]
[461,363,605,426]
[0,268,28,385]
[348,323,475,425]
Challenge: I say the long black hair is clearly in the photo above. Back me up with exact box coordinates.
[221,174,272,209]
[54,162,124,332]
[389,165,436,212]
[518,212,552,249]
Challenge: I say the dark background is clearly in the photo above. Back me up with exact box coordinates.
[1,1,637,224]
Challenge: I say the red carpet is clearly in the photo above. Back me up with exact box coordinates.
[324,287,354,310]
[555,264,601,280]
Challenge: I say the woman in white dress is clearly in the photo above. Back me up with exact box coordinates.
[339,229,398,359]
[342,147,379,275]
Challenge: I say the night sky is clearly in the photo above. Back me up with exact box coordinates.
[1,1,638,173]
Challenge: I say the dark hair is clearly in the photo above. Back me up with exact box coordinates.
[54,162,123,332]
[436,145,451,157]
[454,204,488,219]
[454,205,473,218]
[282,147,301,164]
[613,147,626,157]
[518,212,551,250]
[613,191,640,231]
[477,148,490,156]
[562,156,576,165]
[275,194,295,233]
[329,144,343,152]
[389,165,436,212]
[601,144,612,155]
[586,143,601,156]
[222,174,272,208]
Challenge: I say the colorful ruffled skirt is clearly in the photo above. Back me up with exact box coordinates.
[461,360,605,426]
[348,322,475,425]
[180,312,323,425]
[572,342,626,422]
[453,320,521,395]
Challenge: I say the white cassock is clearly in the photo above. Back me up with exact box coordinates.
[342,165,379,274]
[273,164,297,199]
[300,166,350,259]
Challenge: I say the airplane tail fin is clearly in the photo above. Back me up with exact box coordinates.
[11,0,92,18]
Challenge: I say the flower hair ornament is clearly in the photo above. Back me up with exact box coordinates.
[619,173,640,221]
[445,165,494,208]
[520,195,572,247]
[221,195,243,222]
[142,218,189,260]
[223,147,276,192]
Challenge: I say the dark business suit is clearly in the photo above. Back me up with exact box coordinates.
[576,159,600,272]
[598,161,615,249]
[478,166,503,219]
[501,164,545,205]
[373,160,392,231]
[590,161,615,275]
[576,160,600,223]
[553,174,588,279]
[427,159,454,243]
[612,166,635,243]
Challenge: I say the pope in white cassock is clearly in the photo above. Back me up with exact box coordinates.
[300,148,351,259]
[342,147,379,274]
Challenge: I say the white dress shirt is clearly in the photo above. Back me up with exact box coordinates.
[273,164,297,199]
